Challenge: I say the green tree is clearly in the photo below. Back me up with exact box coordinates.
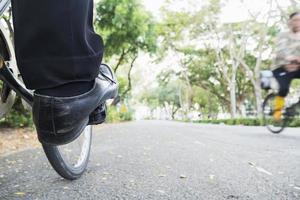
[158,82,181,119]
[141,79,182,120]
[192,87,219,119]
[158,0,287,118]
[94,0,157,99]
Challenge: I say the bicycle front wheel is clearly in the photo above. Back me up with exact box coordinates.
[42,125,92,180]
[262,93,287,134]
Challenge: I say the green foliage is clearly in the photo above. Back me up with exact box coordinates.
[95,0,157,62]
[95,0,297,121]
[141,79,182,119]
[197,117,300,127]
[120,110,134,121]
[192,87,219,118]
[155,0,291,118]
[0,97,32,128]
[116,76,128,95]
[141,89,159,111]
[185,49,230,109]
[106,106,120,123]
[288,118,300,127]
[196,118,264,126]
[106,105,134,123]
[95,0,158,100]
[157,82,180,108]
[157,0,221,54]
[157,10,191,55]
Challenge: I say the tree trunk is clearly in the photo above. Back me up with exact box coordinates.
[114,48,128,73]
[236,57,263,117]
[229,79,236,118]
[171,106,179,120]
[254,79,262,117]
[121,55,138,97]
[229,63,238,118]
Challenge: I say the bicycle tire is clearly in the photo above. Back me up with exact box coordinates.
[262,93,287,134]
[42,126,92,180]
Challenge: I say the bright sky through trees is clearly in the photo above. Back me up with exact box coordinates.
[143,0,292,22]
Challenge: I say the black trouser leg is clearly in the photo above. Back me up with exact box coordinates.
[273,67,300,97]
[11,0,104,91]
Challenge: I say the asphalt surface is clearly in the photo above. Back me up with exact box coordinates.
[0,120,300,200]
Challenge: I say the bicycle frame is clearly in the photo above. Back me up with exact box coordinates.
[0,0,33,107]
[0,0,10,16]
[0,63,33,106]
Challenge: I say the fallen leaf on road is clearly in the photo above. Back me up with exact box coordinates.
[194,141,204,145]
[227,195,239,199]
[209,175,215,180]
[294,186,300,190]
[180,175,187,179]
[248,162,272,176]
[255,167,272,176]
[156,190,166,194]
[15,192,25,196]
[129,180,135,183]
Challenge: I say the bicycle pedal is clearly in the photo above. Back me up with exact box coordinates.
[88,104,106,125]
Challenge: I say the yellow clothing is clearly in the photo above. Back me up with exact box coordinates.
[273,96,285,121]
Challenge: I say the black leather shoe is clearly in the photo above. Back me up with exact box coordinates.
[33,76,118,145]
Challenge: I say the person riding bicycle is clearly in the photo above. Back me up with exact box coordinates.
[10,0,117,145]
[272,12,300,121]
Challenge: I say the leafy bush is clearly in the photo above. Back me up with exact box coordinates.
[0,97,32,128]
[287,118,300,127]
[120,110,133,121]
[106,106,134,123]
[106,106,120,123]
[196,118,264,126]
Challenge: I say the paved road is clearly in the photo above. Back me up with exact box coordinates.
[0,121,300,200]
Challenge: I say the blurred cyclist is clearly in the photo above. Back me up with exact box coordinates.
[272,12,300,121]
